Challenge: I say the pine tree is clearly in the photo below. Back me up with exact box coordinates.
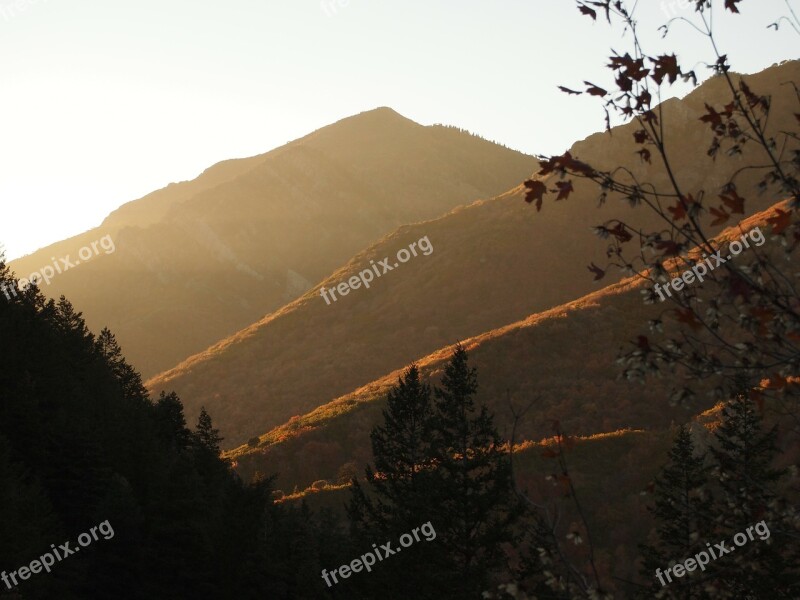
[707,392,799,598]
[195,407,224,455]
[638,426,715,599]
[429,344,521,596]
[348,364,434,534]
[346,364,442,599]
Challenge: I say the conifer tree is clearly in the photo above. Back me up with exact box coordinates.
[429,344,520,595]
[195,407,224,455]
[348,364,434,534]
[707,392,799,598]
[638,426,715,599]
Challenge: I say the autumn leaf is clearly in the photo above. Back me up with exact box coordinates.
[725,0,742,12]
[700,103,723,128]
[767,208,791,234]
[558,85,582,95]
[610,222,633,243]
[584,81,608,97]
[656,240,681,256]
[710,206,730,226]
[553,180,574,201]
[720,189,745,214]
[578,4,597,19]
[668,199,687,221]
[588,262,605,281]
[633,129,649,144]
[674,308,703,331]
[652,54,680,85]
[637,148,651,164]
[524,179,548,211]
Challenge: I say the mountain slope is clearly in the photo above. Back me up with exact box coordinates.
[227,199,790,492]
[147,61,799,446]
[9,108,537,377]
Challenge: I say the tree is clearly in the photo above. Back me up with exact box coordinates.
[638,426,715,599]
[706,391,799,598]
[195,407,224,455]
[348,364,434,533]
[428,344,521,595]
[526,0,800,429]
[347,364,441,598]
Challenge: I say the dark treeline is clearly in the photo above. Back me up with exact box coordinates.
[0,260,354,599]
[1,256,798,599]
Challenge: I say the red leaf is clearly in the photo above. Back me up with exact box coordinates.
[720,189,745,214]
[610,223,633,243]
[652,54,680,85]
[633,129,649,144]
[700,103,723,128]
[588,262,605,281]
[656,240,681,256]
[710,206,730,226]
[553,180,574,201]
[725,0,742,13]
[767,208,791,234]
[584,81,608,97]
[524,180,548,211]
[578,4,597,19]
[637,148,651,164]
[674,308,702,331]
[558,86,582,95]
[668,202,686,221]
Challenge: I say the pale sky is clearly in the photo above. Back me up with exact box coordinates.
[1,0,796,259]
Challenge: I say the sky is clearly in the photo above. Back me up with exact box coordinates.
[0,0,796,259]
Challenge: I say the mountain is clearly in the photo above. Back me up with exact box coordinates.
[8,108,536,377]
[147,61,799,447]
[227,200,788,493]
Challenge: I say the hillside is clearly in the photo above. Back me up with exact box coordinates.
[148,61,799,446]
[227,199,791,493]
[9,108,536,377]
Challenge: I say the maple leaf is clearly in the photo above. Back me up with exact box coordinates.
[588,262,605,281]
[578,4,597,19]
[584,81,608,97]
[524,179,548,211]
[767,208,791,234]
[710,206,730,226]
[610,222,633,243]
[633,129,649,144]
[700,103,723,128]
[668,199,687,221]
[558,85,582,95]
[553,180,574,201]
[720,189,745,214]
[637,148,651,164]
[674,308,702,331]
[724,0,741,12]
[656,240,681,256]
[652,54,680,85]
